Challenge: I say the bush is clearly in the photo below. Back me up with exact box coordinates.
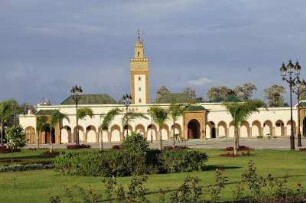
[66,144,91,149]
[0,145,10,153]
[121,132,149,154]
[159,150,208,173]
[0,163,54,172]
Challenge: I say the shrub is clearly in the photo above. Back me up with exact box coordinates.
[0,163,54,172]
[0,145,10,153]
[66,144,91,149]
[121,132,149,154]
[159,150,208,173]
[112,145,121,150]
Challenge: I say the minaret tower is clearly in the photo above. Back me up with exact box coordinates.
[130,32,150,104]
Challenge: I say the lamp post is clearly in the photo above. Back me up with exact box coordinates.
[122,93,132,137]
[280,60,301,150]
[71,85,83,145]
[293,79,306,147]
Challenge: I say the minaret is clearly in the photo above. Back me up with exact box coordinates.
[130,32,150,104]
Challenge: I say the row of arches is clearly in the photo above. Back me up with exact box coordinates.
[206,119,300,138]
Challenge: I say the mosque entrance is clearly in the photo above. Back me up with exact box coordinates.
[187,119,200,139]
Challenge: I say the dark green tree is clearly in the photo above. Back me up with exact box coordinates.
[6,125,26,151]
[0,99,20,145]
[264,84,286,107]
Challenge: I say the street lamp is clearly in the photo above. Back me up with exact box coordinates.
[293,78,306,147]
[280,60,301,150]
[71,85,83,145]
[122,93,132,136]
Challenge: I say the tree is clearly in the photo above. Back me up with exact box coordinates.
[234,83,257,101]
[6,125,26,151]
[224,100,266,156]
[76,107,93,145]
[49,110,69,153]
[207,86,233,102]
[149,106,168,150]
[100,108,121,151]
[77,107,93,119]
[264,84,286,107]
[0,99,20,146]
[155,86,171,103]
[168,102,189,147]
[122,112,148,137]
[36,116,48,149]
[183,87,197,103]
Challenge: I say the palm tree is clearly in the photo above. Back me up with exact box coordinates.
[36,116,48,149]
[77,107,94,119]
[49,110,69,153]
[99,108,121,151]
[168,102,190,147]
[224,100,266,156]
[76,107,93,144]
[121,112,148,137]
[149,106,168,150]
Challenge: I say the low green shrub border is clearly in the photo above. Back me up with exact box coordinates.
[0,163,54,172]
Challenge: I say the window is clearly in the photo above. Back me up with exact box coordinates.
[139,87,141,91]
[138,76,141,81]
[139,98,142,103]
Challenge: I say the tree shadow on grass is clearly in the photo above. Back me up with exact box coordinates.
[204,165,242,171]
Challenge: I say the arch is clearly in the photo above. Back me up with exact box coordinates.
[206,121,216,138]
[135,124,145,136]
[251,120,261,137]
[147,124,157,141]
[73,126,84,143]
[217,121,227,138]
[61,126,71,143]
[275,120,285,136]
[187,119,201,139]
[171,123,182,138]
[263,120,273,137]
[303,117,306,137]
[110,125,121,142]
[25,126,35,144]
[86,125,97,143]
[160,124,169,140]
[286,120,296,136]
[123,124,133,138]
[240,121,250,138]
[229,121,235,138]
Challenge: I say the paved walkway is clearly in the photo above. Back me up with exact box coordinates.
[26,137,306,150]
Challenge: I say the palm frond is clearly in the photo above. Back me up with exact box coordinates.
[77,107,93,119]
[100,108,121,130]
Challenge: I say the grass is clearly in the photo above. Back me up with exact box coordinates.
[0,148,305,202]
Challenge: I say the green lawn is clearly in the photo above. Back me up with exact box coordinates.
[0,149,305,202]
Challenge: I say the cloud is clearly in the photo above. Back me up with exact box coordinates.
[187,77,212,86]
[28,23,107,37]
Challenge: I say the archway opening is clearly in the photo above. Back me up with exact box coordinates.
[187,119,200,139]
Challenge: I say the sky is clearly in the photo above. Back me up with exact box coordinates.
[0,0,305,105]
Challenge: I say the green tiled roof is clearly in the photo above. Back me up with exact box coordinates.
[61,94,117,105]
[35,110,55,116]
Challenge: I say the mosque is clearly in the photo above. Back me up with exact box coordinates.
[18,35,306,146]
